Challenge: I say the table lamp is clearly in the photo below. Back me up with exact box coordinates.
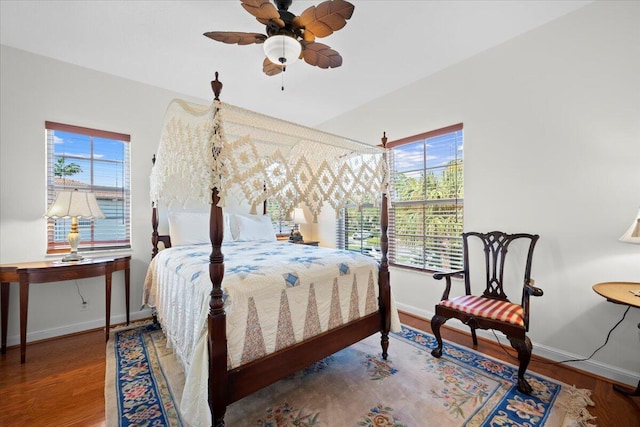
[619,207,640,244]
[44,189,105,261]
[289,207,307,243]
[613,205,640,395]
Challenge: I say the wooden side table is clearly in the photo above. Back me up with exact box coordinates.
[0,255,130,363]
[289,240,319,246]
[592,281,640,397]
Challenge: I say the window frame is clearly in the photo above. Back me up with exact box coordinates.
[46,121,131,254]
[387,123,464,273]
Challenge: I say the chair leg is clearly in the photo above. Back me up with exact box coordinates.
[507,335,533,395]
[470,327,478,346]
[430,315,447,358]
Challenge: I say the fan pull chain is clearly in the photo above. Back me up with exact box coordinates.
[281,65,286,91]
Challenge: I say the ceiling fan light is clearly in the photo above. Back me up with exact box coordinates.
[263,35,301,66]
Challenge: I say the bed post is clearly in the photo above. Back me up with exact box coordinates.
[208,73,228,427]
[150,154,172,257]
[151,154,160,258]
[151,205,160,258]
[379,132,391,359]
[263,185,267,215]
[208,188,227,427]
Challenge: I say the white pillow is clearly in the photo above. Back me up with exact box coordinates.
[168,210,233,246]
[230,213,277,241]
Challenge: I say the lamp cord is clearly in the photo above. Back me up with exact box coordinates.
[490,305,630,365]
[75,280,87,304]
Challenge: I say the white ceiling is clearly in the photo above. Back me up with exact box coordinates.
[1,0,591,127]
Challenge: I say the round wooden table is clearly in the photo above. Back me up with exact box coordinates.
[593,282,640,308]
[592,281,640,396]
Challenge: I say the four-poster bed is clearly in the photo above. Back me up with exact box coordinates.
[144,73,399,426]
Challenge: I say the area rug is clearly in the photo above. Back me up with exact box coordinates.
[105,322,595,427]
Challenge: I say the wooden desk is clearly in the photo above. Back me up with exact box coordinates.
[592,281,640,396]
[0,255,130,363]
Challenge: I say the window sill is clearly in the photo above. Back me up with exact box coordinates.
[389,262,463,279]
[45,248,133,260]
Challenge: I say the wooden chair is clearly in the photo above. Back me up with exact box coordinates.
[430,231,542,394]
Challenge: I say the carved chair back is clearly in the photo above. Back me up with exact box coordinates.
[461,231,538,314]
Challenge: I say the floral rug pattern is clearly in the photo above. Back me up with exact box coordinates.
[255,402,321,427]
[397,327,568,426]
[108,323,594,427]
[358,404,406,427]
[113,323,182,427]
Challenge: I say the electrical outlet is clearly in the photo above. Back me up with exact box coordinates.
[80,299,90,311]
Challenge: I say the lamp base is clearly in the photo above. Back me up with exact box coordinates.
[64,228,83,262]
[62,252,84,262]
[289,230,304,243]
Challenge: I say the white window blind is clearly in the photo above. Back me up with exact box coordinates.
[338,204,382,261]
[266,198,294,236]
[388,124,464,272]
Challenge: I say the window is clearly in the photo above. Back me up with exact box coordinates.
[337,204,382,261]
[337,124,463,271]
[388,124,463,271]
[46,121,131,253]
[266,199,294,236]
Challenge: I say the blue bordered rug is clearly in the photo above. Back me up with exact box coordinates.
[106,322,183,427]
[106,322,595,426]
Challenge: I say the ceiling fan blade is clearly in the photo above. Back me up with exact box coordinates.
[292,17,316,42]
[204,31,267,45]
[301,42,343,69]
[296,0,354,39]
[241,0,285,28]
[263,58,284,76]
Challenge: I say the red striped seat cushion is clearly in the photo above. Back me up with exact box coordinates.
[439,295,524,327]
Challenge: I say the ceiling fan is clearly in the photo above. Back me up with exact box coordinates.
[204,0,355,76]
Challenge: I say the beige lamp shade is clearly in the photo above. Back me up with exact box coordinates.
[619,207,640,244]
[293,207,307,225]
[44,190,105,219]
[44,189,105,261]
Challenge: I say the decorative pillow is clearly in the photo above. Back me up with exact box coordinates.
[168,210,233,246]
[230,213,277,241]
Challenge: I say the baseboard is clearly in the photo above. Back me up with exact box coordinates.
[396,302,640,388]
[4,308,154,347]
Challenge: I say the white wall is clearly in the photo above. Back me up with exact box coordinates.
[319,1,640,386]
[0,45,209,343]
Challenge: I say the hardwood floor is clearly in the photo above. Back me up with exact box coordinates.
[0,330,106,427]
[0,314,638,426]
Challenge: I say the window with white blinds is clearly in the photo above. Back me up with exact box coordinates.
[266,199,294,236]
[336,204,382,261]
[388,124,464,272]
[46,121,131,253]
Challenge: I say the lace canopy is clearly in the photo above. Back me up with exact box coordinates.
[150,99,388,221]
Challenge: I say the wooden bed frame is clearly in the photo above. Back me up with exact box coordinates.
[150,75,391,427]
